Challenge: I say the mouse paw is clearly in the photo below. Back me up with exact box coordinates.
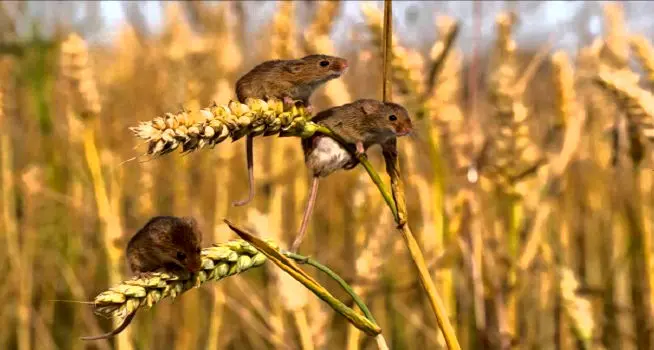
[134,271,158,280]
[282,96,295,107]
[355,142,366,158]
[305,105,315,114]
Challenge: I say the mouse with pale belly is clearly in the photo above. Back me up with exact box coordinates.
[81,216,203,341]
[291,99,413,252]
[233,54,349,207]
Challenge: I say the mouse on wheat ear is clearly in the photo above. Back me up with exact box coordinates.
[291,99,413,252]
[231,54,349,208]
[81,215,204,341]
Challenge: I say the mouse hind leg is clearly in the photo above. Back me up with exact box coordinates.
[232,135,255,207]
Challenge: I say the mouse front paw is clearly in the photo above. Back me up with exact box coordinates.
[282,96,295,107]
[355,142,366,158]
[133,271,159,280]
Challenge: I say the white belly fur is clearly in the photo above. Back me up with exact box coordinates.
[307,137,354,177]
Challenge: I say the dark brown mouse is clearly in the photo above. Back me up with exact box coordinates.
[81,216,203,341]
[232,54,349,207]
[291,99,413,252]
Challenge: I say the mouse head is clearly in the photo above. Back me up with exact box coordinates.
[285,54,349,84]
[154,216,203,273]
[359,100,413,138]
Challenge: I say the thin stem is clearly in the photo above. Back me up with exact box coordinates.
[226,220,382,336]
[379,1,461,349]
[284,252,377,325]
[382,0,393,102]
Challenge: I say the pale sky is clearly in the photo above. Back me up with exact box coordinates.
[18,1,654,54]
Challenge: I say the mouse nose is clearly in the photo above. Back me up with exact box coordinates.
[340,61,349,70]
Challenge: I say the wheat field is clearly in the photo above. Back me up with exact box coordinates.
[2,1,654,349]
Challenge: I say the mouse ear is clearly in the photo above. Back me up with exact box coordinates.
[360,100,381,115]
[284,62,303,74]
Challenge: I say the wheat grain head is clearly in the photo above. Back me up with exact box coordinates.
[60,33,102,119]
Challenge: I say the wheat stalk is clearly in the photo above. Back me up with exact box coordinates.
[361,3,425,111]
[558,267,595,347]
[89,240,268,322]
[130,98,313,157]
[0,57,24,350]
[595,69,654,143]
[601,2,629,70]
[630,35,654,87]
[302,0,350,106]
[60,33,102,119]
[271,1,297,60]
[60,32,130,349]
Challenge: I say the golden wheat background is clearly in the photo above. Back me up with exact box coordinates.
[2,1,654,349]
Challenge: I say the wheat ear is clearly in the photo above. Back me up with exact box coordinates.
[130,98,313,157]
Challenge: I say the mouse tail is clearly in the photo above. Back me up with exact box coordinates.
[291,176,320,252]
[232,135,255,207]
[80,311,137,341]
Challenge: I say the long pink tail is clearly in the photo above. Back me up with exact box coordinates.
[232,136,255,207]
[291,176,320,252]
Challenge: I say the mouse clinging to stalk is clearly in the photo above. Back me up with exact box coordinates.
[291,99,413,252]
[81,216,203,341]
[233,54,349,207]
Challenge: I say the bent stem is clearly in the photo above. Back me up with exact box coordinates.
[225,220,383,337]
[383,141,461,350]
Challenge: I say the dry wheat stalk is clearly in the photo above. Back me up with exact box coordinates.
[630,35,654,87]
[428,16,469,170]
[306,0,340,39]
[271,1,297,60]
[60,33,101,118]
[601,2,629,70]
[484,12,542,188]
[302,1,351,106]
[90,240,268,322]
[552,52,577,128]
[130,98,313,157]
[558,267,595,346]
[595,70,654,142]
[0,57,22,350]
[361,3,425,106]
[60,32,130,349]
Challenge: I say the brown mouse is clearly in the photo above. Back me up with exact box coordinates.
[81,216,203,341]
[232,54,349,207]
[291,99,413,252]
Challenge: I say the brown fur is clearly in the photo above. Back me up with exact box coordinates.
[126,216,203,274]
[292,100,412,252]
[302,99,413,176]
[235,54,348,104]
[82,216,203,341]
[232,54,348,207]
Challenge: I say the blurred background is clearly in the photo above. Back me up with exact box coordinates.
[2,0,654,349]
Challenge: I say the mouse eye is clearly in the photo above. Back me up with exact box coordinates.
[176,252,186,261]
[319,60,330,67]
[389,114,397,121]
[196,248,201,254]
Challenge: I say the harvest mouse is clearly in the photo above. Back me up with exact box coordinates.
[81,216,203,341]
[232,54,349,207]
[291,99,413,252]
